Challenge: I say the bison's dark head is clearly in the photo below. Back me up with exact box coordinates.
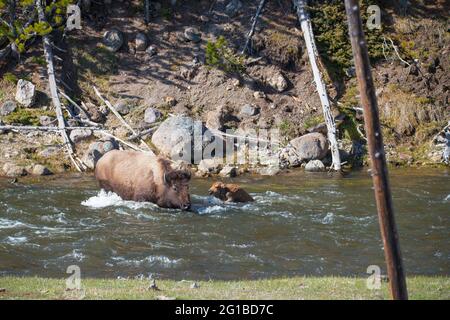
[163,170,192,210]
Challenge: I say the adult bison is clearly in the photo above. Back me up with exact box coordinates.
[95,150,191,210]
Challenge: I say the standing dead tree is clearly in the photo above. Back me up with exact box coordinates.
[241,0,266,55]
[35,0,85,172]
[293,0,341,171]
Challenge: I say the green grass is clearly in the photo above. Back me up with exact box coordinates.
[0,276,448,300]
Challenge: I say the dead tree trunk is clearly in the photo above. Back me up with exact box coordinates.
[35,0,84,172]
[293,0,341,171]
[241,0,266,55]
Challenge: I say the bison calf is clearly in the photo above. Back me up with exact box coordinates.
[95,150,191,210]
[208,182,254,203]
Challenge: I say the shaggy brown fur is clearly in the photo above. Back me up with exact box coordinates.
[208,182,254,203]
[95,150,191,210]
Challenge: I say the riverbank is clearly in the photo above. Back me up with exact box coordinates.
[0,276,448,300]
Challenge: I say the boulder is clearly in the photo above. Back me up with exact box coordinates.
[2,163,27,177]
[135,32,148,51]
[103,29,123,52]
[0,120,5,134]
[84,138,119,169]
[31,164,52,176]
[15,79,35,107]
[257,165,280,176]
[0,100,17,116]
[305,159,326,172]
[144,107,162,124]
[268,72,288,92]
[70,129,92,143]
[219,164,237,177]
[240,104,259,117]
[151,115,219,163]
[114,101,130,115]
[290,132,329,162]
[197,158,224,175]
[184,27,201,43]
[205,107,225,130]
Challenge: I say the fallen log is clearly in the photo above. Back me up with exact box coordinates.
[58,89,101,127]
[92,86,155,155]
[0,125,147,153]
[35,0,85,172]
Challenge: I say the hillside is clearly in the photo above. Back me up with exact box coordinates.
[0,0,448,177]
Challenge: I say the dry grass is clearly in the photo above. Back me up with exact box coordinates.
[0,276,448,300]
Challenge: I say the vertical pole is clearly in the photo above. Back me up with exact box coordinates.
[344,0,408,299]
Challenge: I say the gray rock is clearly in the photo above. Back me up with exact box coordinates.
[70,129,92,143]
[219,164,237,177]
[225,0,242,16]
[253,91,266,99]
[103,29,123,52]
[240,104,259,117]
[114,101,130,115]
[15,79,35,107]
[146,45,157,56]
[205,108,225,130]
[290,132,329,162]
[305,159,326,172]
[268,72,288,92]
[0,100,17,116]
[2,163,27,177]
[31,164,52,176]
[198,158,224,175]
[151,115,219,163]
[184,27,201,43]
[39,115,56,127]
[84,138,119,169]
[257,165,280,176]
[144,107,162,124]
[135,32,148,51]
[0,120,4,134]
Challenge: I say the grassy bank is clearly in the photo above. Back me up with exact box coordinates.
[0,276,448,300]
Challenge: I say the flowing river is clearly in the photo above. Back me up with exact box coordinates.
[0,168,448,280]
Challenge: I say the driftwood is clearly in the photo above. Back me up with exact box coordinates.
[58,89,101,127]
[0,124,148,153]
[0,125,101,131]
[241,0,267,55]
[293,0,341,171]
[127,125,160,141]
[92,86,155,155]
[35,0,85,172]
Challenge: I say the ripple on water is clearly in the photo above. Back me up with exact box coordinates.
[4,236,28,245]
[110,255,182,268]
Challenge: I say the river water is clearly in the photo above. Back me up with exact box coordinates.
[0,168,448,280]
